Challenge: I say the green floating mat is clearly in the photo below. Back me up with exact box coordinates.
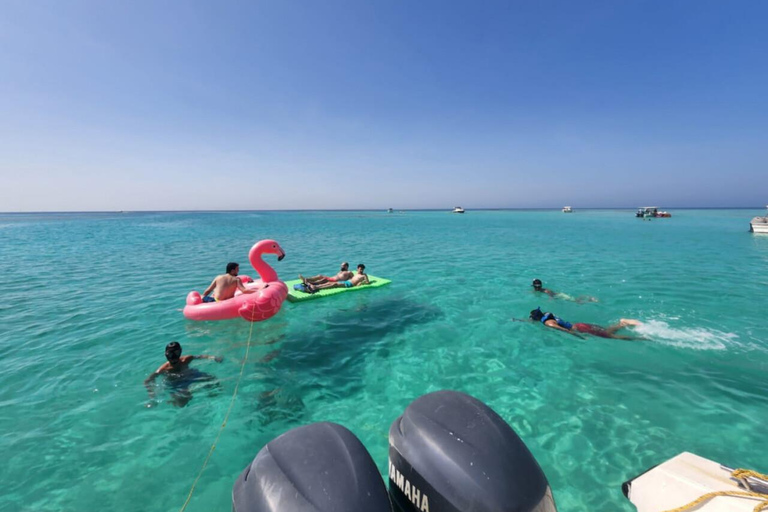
[285,274,392,303]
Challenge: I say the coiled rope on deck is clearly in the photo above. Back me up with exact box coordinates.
[178,310,257,512]
[661,468,768,512]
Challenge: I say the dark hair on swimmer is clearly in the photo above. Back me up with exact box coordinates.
[357,263,365,270]
[532,279,542,287]
[165,341,182,360]
[529,307,544,321]
[226,262,239,273]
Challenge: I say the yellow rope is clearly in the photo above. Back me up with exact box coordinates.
[661,468,768,512]
[179,311,257,512]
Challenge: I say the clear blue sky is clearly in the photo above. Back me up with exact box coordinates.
[1,0,766,211]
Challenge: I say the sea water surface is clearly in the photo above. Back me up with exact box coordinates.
[1,209,766,512]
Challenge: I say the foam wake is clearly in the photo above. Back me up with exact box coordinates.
[633,320,738,351]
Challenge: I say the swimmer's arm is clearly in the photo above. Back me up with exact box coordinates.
[546,322,585,339]
[237,279,257,294]
[144,363,169,401]
[202,279,217,298]
[363,274,370,285]
[191,354,223,363]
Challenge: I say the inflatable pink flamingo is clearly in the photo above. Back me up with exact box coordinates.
[183,240,288,322]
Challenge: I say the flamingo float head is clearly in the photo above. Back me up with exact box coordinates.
[248,239,286,283]
[249,239,285,262]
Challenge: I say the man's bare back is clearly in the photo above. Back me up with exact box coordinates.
[209,274,242,301]
[202,262,255,302]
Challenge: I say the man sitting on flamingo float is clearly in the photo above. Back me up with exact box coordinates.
[201,262,258,302]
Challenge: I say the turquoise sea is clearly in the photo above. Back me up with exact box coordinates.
[1,209,766,512]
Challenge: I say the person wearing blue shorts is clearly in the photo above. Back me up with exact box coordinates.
[302,264,370,293]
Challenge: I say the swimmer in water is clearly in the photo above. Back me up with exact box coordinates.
[529,307,642,340]
[144,342,222,407]
[532,278,598,303]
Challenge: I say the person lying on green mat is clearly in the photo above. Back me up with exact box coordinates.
[299,261,354,285]
[302,264,370,293]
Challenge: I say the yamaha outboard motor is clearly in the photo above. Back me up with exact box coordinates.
[388,390,557,512]
[232,422,392,512]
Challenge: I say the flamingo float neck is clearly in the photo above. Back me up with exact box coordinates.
[249,242,280,283]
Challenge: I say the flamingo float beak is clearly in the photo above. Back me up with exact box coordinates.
[278,252,285,261]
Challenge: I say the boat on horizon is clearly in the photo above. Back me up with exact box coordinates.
[562,206,573,213]
[451,206,465,214]
[636,206,671,218]
[750,205,768,233]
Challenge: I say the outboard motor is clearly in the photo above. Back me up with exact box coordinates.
[232,422,392,512]
[388,390,557,512]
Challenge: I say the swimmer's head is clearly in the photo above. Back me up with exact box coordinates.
[357,264,365,272]
[529,307,544,321]
[165,342,182,362]
[226,262,239,275]
[532,279,543,291]
[341,262,349,270]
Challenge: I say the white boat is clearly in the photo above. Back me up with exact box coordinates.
[636,206,671,218]
[387,208,394,213]
[562,206,572,213]
[750,206,768,233]
[624,452,768,511]
[451,206,465,214]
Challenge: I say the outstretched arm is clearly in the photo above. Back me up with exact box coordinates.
[545,321,585,339]
[191,355,223,362]
[202,279,217,298]
[144,364,167,402]
[237,280,257,294]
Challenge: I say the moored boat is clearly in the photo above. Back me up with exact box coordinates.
[623,452,767,511]
[562,206,573,213]
[451,206,465,214]
[636,206,671,218]
[750,206,768,233]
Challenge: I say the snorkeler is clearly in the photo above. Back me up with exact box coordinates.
[299,261,354,285]
[201,262,258,303]
[302,264,370,293]
[531,278,598,303]
[144,342,222,407]
[529,307,642,340]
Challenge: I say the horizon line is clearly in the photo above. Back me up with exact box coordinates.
[1,206,765,214]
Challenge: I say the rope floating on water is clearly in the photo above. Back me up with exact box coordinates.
[179,309,257,512]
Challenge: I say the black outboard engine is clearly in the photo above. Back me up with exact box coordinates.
[388,390,557,512]
[232,422,392,512]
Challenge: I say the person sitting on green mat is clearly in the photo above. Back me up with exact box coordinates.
[299,262,354,285]
[303,264,370,293]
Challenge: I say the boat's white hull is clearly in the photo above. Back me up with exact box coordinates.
[751,217,768,233]
[624,452,766,511]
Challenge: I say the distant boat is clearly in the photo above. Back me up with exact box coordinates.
[387,208,394,213]
[636,206,671,218]
[562,206,573,213]
[451,206,465,214]
[750,206,768,234]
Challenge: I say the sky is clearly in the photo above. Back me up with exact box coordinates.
[1,0,766,211]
